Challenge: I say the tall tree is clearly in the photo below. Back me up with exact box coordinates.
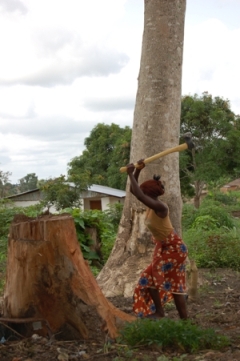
[18,173,38,193]
[180,92,240,207]
[67,123,131,190]
[97,0,186,297]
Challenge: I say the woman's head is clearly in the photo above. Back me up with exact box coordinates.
[140,175,165,198]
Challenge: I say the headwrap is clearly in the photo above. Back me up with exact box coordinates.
[140,175,165,198]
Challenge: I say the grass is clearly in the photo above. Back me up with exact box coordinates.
[117,318,230,353]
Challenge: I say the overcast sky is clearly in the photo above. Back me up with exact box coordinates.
[0,0,240,184]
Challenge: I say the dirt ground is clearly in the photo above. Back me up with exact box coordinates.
[1,268,240,361]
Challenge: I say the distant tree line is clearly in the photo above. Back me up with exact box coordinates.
[1,93,240,209]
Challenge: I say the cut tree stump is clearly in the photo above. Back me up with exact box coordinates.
[2,214,135,339]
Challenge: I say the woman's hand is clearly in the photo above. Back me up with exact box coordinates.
[136,159,145,170]
[126,163,135,174]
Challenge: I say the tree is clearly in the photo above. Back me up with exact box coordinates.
[67,123,131,190]
[180,92,240,207]
[39,175,84,211]
[97,0,186,297]
[18,173,38,193]
[0,169,12,198]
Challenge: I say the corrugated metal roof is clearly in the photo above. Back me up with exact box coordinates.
[5,185,126,199]
[6,188,40,199]
[88,184,126,198]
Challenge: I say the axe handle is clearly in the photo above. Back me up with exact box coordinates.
[119,142,188,173]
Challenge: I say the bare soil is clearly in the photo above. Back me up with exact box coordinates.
[1,268,240,361]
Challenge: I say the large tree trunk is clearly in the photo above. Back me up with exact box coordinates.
[2,215,135,339]
[97,0,186,297]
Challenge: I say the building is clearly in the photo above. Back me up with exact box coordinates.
[220,178,240,193]
[5,185,126,212]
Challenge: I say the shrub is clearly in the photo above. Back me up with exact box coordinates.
[184,227,240,270]
[198,201,235,230]
[62,207,119,267]
[182,203,199,231]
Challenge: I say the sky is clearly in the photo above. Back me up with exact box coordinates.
[0,0,240,184]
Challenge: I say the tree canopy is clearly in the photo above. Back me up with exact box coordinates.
[180,92,240,206]
[18,173,38,193]
[67,123,131,190]
[39,175,83,211]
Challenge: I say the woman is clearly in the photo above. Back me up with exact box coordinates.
[127,160,188,319]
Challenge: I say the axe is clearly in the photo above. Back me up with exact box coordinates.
[119,133,194,173]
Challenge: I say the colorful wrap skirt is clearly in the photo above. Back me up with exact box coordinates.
[133,231,188,317]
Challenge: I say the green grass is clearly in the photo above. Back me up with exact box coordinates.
[117,318,230,353]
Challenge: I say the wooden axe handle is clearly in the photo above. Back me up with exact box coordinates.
[119,142,188,173]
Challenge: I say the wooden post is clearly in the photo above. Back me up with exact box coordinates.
[187,259,198,301]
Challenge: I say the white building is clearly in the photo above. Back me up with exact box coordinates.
[5,185,126,212]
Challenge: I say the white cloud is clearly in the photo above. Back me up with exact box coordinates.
[0,0,28,14]
[0,0,240,183]
[182,17,240,114]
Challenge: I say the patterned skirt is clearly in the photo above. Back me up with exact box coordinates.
[133,231,188,317]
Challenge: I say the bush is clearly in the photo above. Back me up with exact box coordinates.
[198,199,235,229]
[62,206,119,267]
[182,194,240,270]
[184,227,240,270]
[182,203,198,231]
[182,198,235,232]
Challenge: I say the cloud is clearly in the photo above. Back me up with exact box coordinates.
[182,18,240,114]
[0,0,130,87]
[0,0,28,14]
[0,131,87,183]
[1,0,240,184]
[0,45,129,87]
[84,96,135,112]
[0,116,94,140]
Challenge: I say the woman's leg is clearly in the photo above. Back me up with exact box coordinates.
[172,293,188,319]
[147,287,165,318]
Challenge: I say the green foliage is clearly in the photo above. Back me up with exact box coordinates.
[182,192,240,270]
[101,203,123,262]
[180,92,240,199]
[197,202,234,230]
[117,318,229,352]
[67,123,131,190]
[0,200,44,242]
[181,204,199,231]
[39,175,84,210]
[184,227,240,270]
[18,173,38,193]
[182,196,235,232]
[63,205,121,267]
[206,190,240,211]
[65,208,101,263]
[0,201,44,294]
[102,202,123,231]
[0,169,13,197]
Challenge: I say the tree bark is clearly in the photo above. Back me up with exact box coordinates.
[97,0,186,297]
[2,214,135,339]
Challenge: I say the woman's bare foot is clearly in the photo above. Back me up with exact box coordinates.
[145,313,163,320]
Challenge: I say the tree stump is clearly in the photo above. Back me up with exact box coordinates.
[2,214,135,339]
